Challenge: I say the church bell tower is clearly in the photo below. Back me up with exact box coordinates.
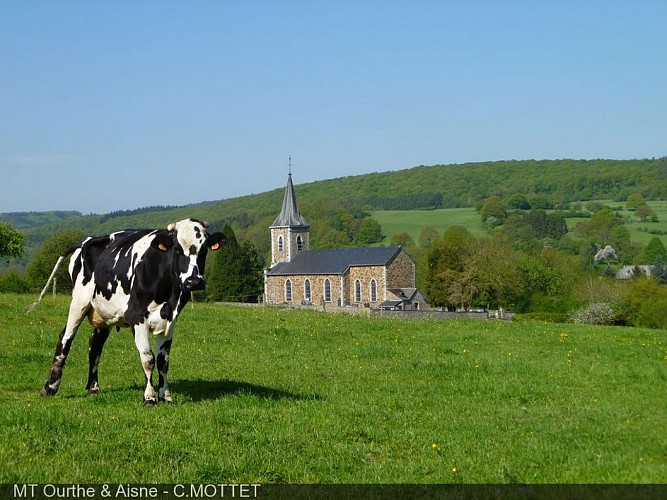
[269,167,309,265]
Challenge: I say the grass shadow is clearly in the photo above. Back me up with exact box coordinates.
[172,378,322,403]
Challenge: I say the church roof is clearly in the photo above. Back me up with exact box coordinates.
[267,246,403,276]
[271,173,308,228]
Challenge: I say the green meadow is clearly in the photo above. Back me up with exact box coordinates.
[373,208,487,243]
[0,294,665,484]
[373,200,667,248]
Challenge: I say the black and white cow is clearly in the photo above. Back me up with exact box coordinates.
[28,219,225,405]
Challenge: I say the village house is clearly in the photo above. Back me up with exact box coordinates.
[615,265,653,280]
[264,173,427,310]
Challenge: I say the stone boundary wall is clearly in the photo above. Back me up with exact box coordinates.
[371,309,514,321]
[213,302,513,320]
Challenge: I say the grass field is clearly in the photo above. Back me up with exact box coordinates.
[374,200,667,249]
[0,294,665,484]
[373,208,488,244]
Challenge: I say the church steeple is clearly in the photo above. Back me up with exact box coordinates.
[269,167,310,265]
[271,171,308,228]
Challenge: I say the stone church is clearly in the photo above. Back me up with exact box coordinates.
[264,173,427,310]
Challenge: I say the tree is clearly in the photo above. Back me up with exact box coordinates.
[205,224,264,303]
[625,192,645,210]
[418,225,439,250]
[506,194,531,210]
[331,208,357,242]
[0,221,25,262]
[390,232,415,249]
[642,237,667,263]
[422,226,478,308]
[24,230,84,293]
[574,208,621,246]
[652,257,667,284]
[465,236,526,309]
[356,217,384,245]
[479,196,507,227]
[635,203,656,222]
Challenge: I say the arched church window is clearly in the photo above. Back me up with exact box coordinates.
[304,279,311,302]
[324,279,332,302]
[285,279,292,302]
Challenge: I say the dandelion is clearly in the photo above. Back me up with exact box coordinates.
[452,466,458,473]
[431,443,439,450]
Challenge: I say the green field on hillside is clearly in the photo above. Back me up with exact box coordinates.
[373,208,487,244]
[602,200,667,246]
[374,200,667,249]
[1,294,665,484]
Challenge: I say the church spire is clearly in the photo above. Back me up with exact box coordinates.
[271,166,308,228]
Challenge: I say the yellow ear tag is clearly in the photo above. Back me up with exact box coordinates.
[158,243,168,251]
[210,242,220,250]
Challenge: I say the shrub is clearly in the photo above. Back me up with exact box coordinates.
[634,298,667,330]
[0,272,30,293]
[616,276,667,326]
[570,302,615,325]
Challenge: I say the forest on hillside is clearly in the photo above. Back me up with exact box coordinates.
[5,158,664,242]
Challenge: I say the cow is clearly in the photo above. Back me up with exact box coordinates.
[28,218,225,405]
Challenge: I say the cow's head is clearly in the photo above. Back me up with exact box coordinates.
[153,219,226,292]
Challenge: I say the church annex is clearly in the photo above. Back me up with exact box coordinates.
[264,173,427,310]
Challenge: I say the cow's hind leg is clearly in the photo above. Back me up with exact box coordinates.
[41,326,74,396]
[133,326,157,406]
[41,301,89,396]
[156,334,173,404]
[86,327,110,395]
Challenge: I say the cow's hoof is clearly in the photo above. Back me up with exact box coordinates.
[88,388,100,396]
[143,398,157,407]
[159,397,175,405]
[40,386,57,396]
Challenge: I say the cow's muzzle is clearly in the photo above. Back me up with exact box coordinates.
[183,276,205,292]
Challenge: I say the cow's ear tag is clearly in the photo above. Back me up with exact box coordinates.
[158,242,168,252]
[210,242,220,251]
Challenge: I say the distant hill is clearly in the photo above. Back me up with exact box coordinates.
[0,211,82,229]
[5,158,667,248]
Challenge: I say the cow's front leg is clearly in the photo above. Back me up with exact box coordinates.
[156,334,173,404]
[133,326,157,406]
[86,327,110,395]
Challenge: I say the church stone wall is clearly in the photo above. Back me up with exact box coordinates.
[386,251,415,288]
[347,265,386,307]
[266,274,341,306]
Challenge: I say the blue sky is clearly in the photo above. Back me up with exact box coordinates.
[1,1,665,214]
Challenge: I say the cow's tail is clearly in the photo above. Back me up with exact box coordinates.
[26,243,81,313]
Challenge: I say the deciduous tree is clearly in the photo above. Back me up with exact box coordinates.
[24,230,84,293]
[0,221,25,262]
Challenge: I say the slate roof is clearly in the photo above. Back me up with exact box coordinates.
[267,246,403,276]
[271,173,309,228]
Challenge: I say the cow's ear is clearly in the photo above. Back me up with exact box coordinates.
[152,234,174,252]
[208,232,226,251]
